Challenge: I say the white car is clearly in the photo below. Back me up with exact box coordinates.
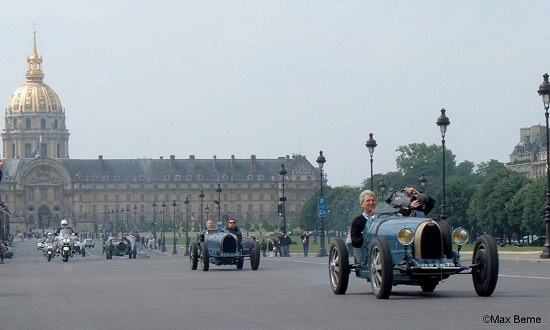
[83,239,95,248]
[37,241,45,250]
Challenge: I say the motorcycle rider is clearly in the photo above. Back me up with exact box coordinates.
[44,232,56,243]
[55,219,77,236]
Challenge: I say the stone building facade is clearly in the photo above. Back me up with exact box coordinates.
[506,125,547,179]
[0,32,321,235]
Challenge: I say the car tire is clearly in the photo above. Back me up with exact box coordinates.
[236,257,244,269]
[472,234,499,297]
[329,239,349,295]
[201,243,209,271]
[190,243,198,270]
[436,219,453,258]
[250,241,261,270]
[369,236,393,299]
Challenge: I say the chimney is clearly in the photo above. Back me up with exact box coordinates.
[250,154,257,173]
[212,155,218,172]
[230,154,235,172]
[170,155,176,171]
[189,155,195,172]
[97,155,104,173]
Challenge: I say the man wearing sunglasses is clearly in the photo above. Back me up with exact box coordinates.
[226,217,243,247]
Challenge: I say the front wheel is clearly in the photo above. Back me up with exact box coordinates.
[329,239,349,295]
[472,234,499,297]
[201,243,209,271]
[369,237,393,299]
[190,243,198,270]
[250,241,261,270]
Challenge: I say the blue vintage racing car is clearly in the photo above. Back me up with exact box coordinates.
[190,229,261,271]
[329,201,498,299]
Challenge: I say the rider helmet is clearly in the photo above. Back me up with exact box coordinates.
[47,232,52,237]
[61,219,69,227]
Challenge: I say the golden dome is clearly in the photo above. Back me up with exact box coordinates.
[6,31,63,114]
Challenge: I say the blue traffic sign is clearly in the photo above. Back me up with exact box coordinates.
[318,197,327,218]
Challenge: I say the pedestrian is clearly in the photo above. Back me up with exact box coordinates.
[268,240,274,257]
[300,231,309,257]
[260,239,267,257]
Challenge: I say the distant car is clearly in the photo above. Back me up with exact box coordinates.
[190,230,261,271]
[3,246,14,258]
[37,241,45,250]
[83,238,95,248]
[105,236,137,259]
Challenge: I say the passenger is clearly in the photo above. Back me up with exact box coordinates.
[386,187,436,217]
[225,217,242,246]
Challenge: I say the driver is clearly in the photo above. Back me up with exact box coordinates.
[350,190,376,249]
[225,217,242,246]
[44,232,56,243]
[55,219,77,236]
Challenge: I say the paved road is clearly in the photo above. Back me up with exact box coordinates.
[1,240,549,330]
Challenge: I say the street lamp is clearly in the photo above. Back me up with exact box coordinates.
[199,190,205,231]
[216,183,222,219]
[152,201,157,249]
[172,200,177,254]
[316,151,328,257]
[205,205,210,222]
[134,204,137,229]
[418,172,428,191]
[278,163,288,235]
[436,108,450,220]
[161,201,166,252]
[126,205,130,235]
[537,73,550,259]
[184,196,190,256]
[365,133,377,191]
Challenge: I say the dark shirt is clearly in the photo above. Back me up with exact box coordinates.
[226,226,242,245]
[350,214,368,248]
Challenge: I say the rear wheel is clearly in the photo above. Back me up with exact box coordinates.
[369,237,393,299]
[472,234,499,296]
[250,241,261,270]
[329,239,349,295]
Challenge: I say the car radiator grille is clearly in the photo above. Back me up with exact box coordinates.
[413,221,442,259]
[221,235,237,253]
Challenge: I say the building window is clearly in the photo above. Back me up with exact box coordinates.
[41,118,46,129]
[25,118,31,130]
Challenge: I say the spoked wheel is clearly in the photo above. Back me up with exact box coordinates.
[329,239,349,295]
[200,243,209,271]
[190,243,198,270]
[369,236,393,299]
[472,234,499,297]
[250,241,261,270]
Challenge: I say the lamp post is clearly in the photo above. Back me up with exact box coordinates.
[537,73,550,259]
[378,179,387,200]
[216,183,222,220]
[172,200,177,254]
[126,205,130,235]
[278,164,288,235]
[365,133,377,191]
[161,201,166,252]
[152,201,157,249]
[184,196,190,256]
[418,172,427,191]
[133,204,137,230]
[199,190,205,231]
[436,108,450,220]
[205,205,210,222]
[316,151,328,257]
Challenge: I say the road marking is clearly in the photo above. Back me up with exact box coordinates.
[500,274,550,280]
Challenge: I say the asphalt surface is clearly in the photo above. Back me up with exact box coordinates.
[1,240,549,330]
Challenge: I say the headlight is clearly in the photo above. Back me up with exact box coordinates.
[396,228,415,246]
[452,227,469,245]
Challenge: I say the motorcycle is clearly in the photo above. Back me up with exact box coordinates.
[43,241,57,261]
[58,234,75,262]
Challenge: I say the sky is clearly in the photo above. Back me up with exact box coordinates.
[1,1,549,187]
